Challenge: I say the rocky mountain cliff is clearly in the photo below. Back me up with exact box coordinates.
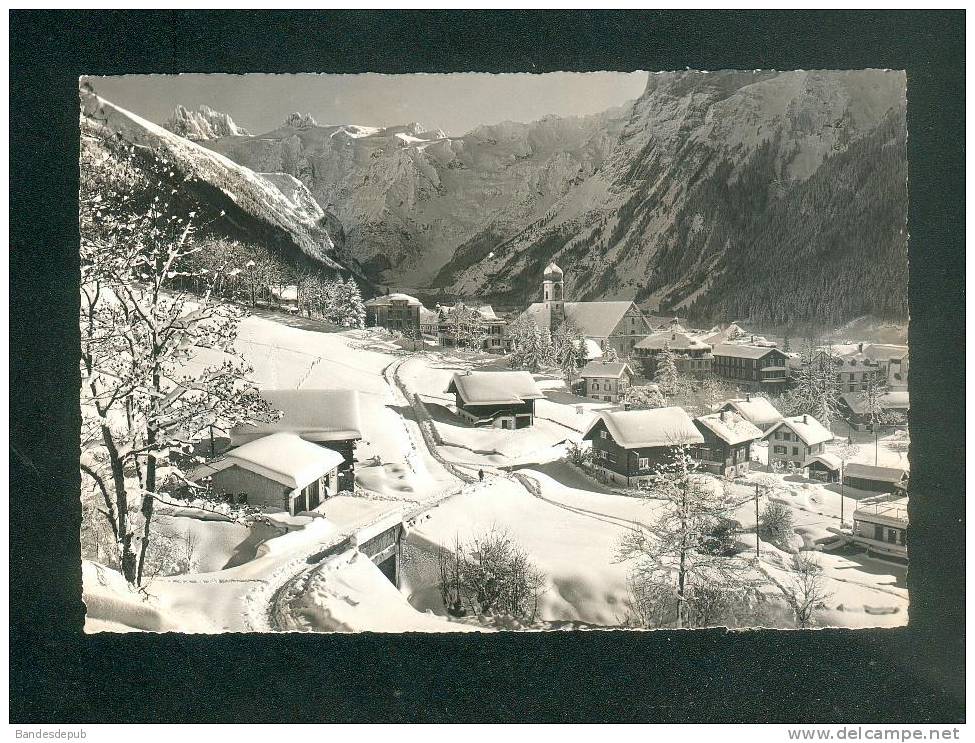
[164,104,251,141]
[171,70,906,327]
[438,70,908,326]
[202,109,626,285]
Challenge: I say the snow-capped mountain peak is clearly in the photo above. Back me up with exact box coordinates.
[164,104,250,141]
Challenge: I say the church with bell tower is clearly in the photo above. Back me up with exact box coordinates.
[542,262,565,327]
[505,259,655,359]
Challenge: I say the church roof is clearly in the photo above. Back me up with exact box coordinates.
[518,301,638,338]
[544,262,563,278]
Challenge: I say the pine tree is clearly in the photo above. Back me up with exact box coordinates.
[617,446,752,628]
[656,345,680,397]
[336,277,366,328]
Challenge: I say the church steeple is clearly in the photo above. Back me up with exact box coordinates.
[542,262,565,330]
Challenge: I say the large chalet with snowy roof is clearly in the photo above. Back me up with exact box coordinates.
[632,329,713,379]
[692,410,764,478]
[198,432,345,515]
[711,344,789,390]
[230,389,363,489]
[583,406,704,487]
[446,370,545,429]
[365,293,425,333]
[763,414,834,471]
[506,262,654,358]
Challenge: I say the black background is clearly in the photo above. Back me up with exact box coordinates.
[9,10,965,723]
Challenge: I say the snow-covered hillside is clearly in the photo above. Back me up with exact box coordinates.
[81,91,357,273]
[84,313,908,633]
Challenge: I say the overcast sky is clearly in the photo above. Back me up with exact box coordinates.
[84,72,649,137]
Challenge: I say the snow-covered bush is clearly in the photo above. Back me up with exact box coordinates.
[564,440,593,468]
[438,527,546,622]
[760,501,795,550]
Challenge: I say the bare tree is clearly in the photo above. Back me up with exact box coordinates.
[783,552,833,628]
[80,124,276,585]
[438,527,547,622]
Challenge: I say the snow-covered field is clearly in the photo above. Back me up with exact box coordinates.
[84,313,908,633]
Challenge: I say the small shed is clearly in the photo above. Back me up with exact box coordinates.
[200,432,345,515]
[807,453,842,483]
[843,463,909,493]
[851,497,908,560]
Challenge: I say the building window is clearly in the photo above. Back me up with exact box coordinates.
[638,457,649,470]
[600,431,607,440]
[792,447,799,456]
[774,445,787,455]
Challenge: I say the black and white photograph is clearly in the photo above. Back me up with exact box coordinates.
[78,68,911,634]
[9,9,965,728]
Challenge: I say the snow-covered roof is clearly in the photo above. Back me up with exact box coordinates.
[712,343,782,360]
[861,344,909,362]
[693,411,764,445]
[419,307,439,322]
[807,453,842,471]
[365,293,423,307]
[764,415,834,447]
[224,432,344,490]
[585,406,704,449]
[231,389,363,443]
[841,390,910,415]
[519,301,639,338]
[544,262,564,277]
[844,463,908,483]
[578,338,603,360]
[446,371,545,406]
[853,496,908,526]
[634,330,710,352]
[719,397,784,428]
[578,361,633,379]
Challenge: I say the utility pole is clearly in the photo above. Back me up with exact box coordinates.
[839,464,845,527]
[209,423,215,458]
[755,483,761,559]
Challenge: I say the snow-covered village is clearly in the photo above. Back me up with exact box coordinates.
[78,70,910,633]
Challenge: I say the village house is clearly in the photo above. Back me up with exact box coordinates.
[199,432,345,516]
[839,389,910,431]
[632,330,713,379]
[843,463,909,493]
[418,306,439,338]
[437,302,506,352]
[446,370,545,429]
[583,406,705,487]
[711,344,789,391]
[692,410,764,478]
[718,394,784,432]
[827,346,885,394]
[364,293,427,334]
[860,343,909,389]
[578,361,634,403]
[850,497,908,560]
[230,389,363,489]
[507,262,654,358]
[763,414,834,471]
